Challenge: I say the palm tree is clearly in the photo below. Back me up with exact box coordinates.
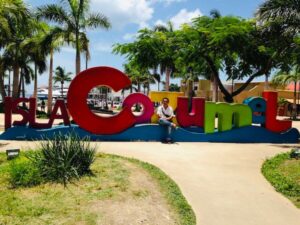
[256,0,300,33]
[37,0,111,75]
[80,33,91,70]
[54,66,72,98]
[18,61,34,99]
[22,21,48,99]
[0,0,30,98]
[0,66,6,100]
[124,62,151,93]
[40,26,68,114]
[0,0,29,45]
[209,10,221,101]
[153,73,161,91]
[153,21,175,91]
[272,67,300,120]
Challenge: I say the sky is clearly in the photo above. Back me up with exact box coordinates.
[25,0,265,93]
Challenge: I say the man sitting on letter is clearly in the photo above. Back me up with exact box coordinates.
[157,97,177,143]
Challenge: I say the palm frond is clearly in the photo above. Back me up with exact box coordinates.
[85,12,111,29]
[37,4,73,27]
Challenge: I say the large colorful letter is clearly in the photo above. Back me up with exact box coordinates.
[28,98,51,129]
[67,67,136,135]
[122,93,154,124]
[263,91,291,133]
[204,102,252,133]
[48,100,70,127]
[176,97,205,127]
[149,91,184,124]
[243,97,266,124]
[5,97,30,130]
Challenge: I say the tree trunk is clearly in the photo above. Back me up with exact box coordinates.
[21,74,25,98]
[12,64,20,98]
[265,74,269,90]
[85,53,88,70]
[204,55,266,103]
[165,67,171,91]
[33,63,38,99]
[8,69,11,97]
[76,32,81,75]
[104,87,108,110]
[21,74,26,108]
[17,72,22,98]
[211,75,218,102]
[293,81,297,120]
[0,73,6,101]
[137,81,141,93]
[147,83,150,95]
[61,81,64,98]
[47,49,54,115]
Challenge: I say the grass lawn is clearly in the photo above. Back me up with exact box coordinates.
[262,152,300,208]
[0,152,196,225]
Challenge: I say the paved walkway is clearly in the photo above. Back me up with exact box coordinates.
[0,140,300,225]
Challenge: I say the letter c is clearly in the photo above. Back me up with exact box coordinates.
[67,67,136,135]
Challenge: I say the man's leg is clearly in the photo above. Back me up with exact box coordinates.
[158,119,173,141]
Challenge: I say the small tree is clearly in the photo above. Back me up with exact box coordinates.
[54,66,72,98]
[175,15,294,102]
[272,68,300,120]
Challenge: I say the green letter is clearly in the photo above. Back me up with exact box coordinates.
[204,102,252,133]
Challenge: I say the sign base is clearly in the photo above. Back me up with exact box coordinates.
[0,124,299,143]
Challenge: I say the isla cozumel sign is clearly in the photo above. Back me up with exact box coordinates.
[1,67,299,143]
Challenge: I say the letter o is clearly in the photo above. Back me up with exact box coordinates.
[122,93,154,124]
[67,67,136,135]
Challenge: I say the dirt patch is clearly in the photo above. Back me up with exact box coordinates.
[0,142,8,148]
[0,154,180,225]
[92,161,179,225]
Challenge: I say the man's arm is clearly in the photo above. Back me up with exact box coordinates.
[165,107,175,121]
[157,106,163,118]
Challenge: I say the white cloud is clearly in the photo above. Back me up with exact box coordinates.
[154,19,167,27]
[95,42,113,53]
[170,9,203,29]
[151,0,186,6]
[123,33,137,41]
[90,0,154,29]
[155,9,202,30]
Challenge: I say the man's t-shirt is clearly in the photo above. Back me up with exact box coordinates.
[157,105,174,120]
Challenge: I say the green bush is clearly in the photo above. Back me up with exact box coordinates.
[36,110,49,119]
[29,133,96,186]
[9,157,43,188]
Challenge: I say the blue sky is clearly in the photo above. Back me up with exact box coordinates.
[26,0,265,93]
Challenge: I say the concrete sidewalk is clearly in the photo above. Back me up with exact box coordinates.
[0,140,300,225]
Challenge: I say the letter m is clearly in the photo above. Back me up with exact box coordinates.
[204,102,252,134]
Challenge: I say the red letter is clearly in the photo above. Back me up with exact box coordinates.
[28,98,52,129]
[176,97,205,127]
[263,91,291,133]
[48,100,70,127]
[4,97,13,130]
[122,93,154,124]
[67,67,135,135]
[5,97,30,130]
